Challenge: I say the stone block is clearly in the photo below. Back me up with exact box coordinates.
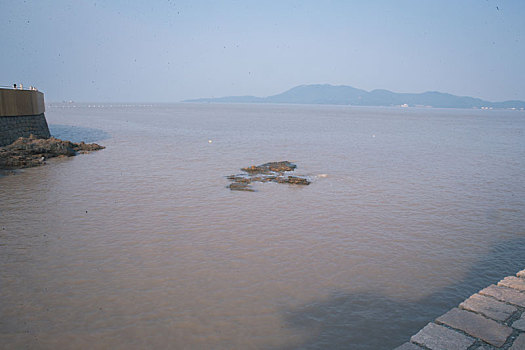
[436,308,512,347]
[512,314,525,331]
[480,285,525,307]
[460,293,517,321]
[411,322,474,350]
[517,269,525,278]
[499,276,525,292]
[393,342,423,350]
[510,333,525,350]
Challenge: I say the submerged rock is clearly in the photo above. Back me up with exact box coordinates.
[0,135,105,170]
[228,182,255,192]
[228,161,310,191]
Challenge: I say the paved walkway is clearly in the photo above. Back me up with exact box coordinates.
[395,269,525,349]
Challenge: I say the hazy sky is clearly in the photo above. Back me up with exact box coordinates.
[2,0,525,102]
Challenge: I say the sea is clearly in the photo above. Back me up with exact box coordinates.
[1,103,524,349]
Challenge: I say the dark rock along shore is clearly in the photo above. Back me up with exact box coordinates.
[227,161,310,191]
[0,135,104,170]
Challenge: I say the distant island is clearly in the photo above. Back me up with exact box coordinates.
[184,84,525,110]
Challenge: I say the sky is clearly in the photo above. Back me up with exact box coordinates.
[1,0,525,102]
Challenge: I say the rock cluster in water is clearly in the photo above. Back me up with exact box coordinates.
[227,161,310,191]
[0,135,105,170]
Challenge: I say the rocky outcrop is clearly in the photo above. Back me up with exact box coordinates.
[228,161,310,191]
[241,161,297,174]
[0,135,104,170]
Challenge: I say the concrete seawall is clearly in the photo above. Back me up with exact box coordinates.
[0,88,50,146]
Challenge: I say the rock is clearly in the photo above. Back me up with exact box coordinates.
[228,161,310,191]
[76,141,105,153]
[241,161,297,174]
[227,174,252,183]
[228,182,255,192]
[0,135,105,170]
[280,175,310,185]
[240,165,269,174]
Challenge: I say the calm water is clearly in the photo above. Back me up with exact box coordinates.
[1,103,524,349]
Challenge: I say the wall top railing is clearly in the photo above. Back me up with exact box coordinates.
[0,84,40,91]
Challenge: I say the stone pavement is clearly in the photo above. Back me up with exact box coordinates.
[395,269,525,349]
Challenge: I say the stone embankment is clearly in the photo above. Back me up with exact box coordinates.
[0,135,104,170]
[395,269,525,349]
[0,114,50,146]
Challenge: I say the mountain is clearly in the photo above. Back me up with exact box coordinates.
[184,84,525,109]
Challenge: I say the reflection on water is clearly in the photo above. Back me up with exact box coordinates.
[49,124,110,143]
[1,104,524,349]
[282,236,525,349]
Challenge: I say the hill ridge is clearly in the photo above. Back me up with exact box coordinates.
[184,84,525,109]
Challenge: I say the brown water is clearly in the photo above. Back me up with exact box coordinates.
[1,103,524,349]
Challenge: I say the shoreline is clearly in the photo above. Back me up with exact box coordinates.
[395,269,525,349]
